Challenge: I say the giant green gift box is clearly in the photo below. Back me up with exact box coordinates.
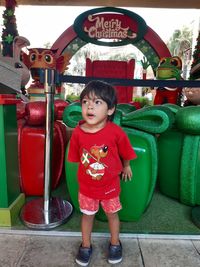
[64,103,174,221]
[158,106,200,206]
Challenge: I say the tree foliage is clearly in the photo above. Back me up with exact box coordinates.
[189,31,200,80]
[167,26,193,58]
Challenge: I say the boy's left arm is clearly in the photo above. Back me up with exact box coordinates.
[121,160,132,181]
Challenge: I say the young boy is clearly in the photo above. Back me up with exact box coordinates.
[68,80,137,266]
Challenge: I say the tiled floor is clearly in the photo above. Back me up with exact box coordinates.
[1,231,200,266]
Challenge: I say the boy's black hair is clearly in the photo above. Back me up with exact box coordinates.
[80,80,117,121]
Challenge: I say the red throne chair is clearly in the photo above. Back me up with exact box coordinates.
[86,58,135,103]
[17,100,69,196]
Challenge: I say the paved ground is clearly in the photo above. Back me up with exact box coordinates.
[1,231,200,267]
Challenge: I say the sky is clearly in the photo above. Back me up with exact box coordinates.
[0,6,199,48]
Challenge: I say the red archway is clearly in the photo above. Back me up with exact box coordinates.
[52,24,171,64]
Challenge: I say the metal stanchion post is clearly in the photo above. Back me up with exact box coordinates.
[43,68,54,223]
[20,69,73,230]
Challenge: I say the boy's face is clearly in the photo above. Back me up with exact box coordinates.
[81,92,115,128]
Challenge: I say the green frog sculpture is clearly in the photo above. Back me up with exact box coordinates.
[154,56,183,105]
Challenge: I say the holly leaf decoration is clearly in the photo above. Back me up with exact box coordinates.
[4,34,14,44]
[7,9,14,16]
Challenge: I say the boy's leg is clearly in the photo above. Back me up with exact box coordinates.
[78,192,98,247]
[106,212,120,245]
[81,214,95,248]
[103,197,122,264]
[102,196,121,245]
[76,193,98,266]
[76,214,95,266]
[106,212,123,264]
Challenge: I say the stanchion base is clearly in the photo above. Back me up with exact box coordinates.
[191,206,200,229]
[20,197,73,230]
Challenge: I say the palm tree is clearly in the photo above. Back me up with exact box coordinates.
[167,26,193,56]
[167,26,193,78]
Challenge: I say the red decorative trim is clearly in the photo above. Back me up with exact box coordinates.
[52,24,170,59]
[144,27,171,58]
[51,26,77,56]
[0,94,20,104]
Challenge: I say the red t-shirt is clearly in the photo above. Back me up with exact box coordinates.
[68,121,137,199]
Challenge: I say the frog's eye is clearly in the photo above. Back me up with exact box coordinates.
[170,59,179,67]
[170,57,182,69]
[159,58,166,66]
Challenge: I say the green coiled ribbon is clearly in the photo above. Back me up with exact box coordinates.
[121,105,175,134]
[162,103,181,115]
[62,103,175,134]
[62,102,82,128]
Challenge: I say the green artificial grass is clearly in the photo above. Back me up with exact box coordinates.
[7,177,200,235]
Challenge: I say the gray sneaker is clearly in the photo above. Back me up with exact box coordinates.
[75,244,92,266]
[108,241,122,264]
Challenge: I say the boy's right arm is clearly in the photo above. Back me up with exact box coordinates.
[67,130,80,162]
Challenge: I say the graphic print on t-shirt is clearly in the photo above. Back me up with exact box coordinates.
[81,145,108,180]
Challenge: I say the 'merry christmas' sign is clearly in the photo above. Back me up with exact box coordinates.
[74,7,147,46]
[84,15,137,40]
